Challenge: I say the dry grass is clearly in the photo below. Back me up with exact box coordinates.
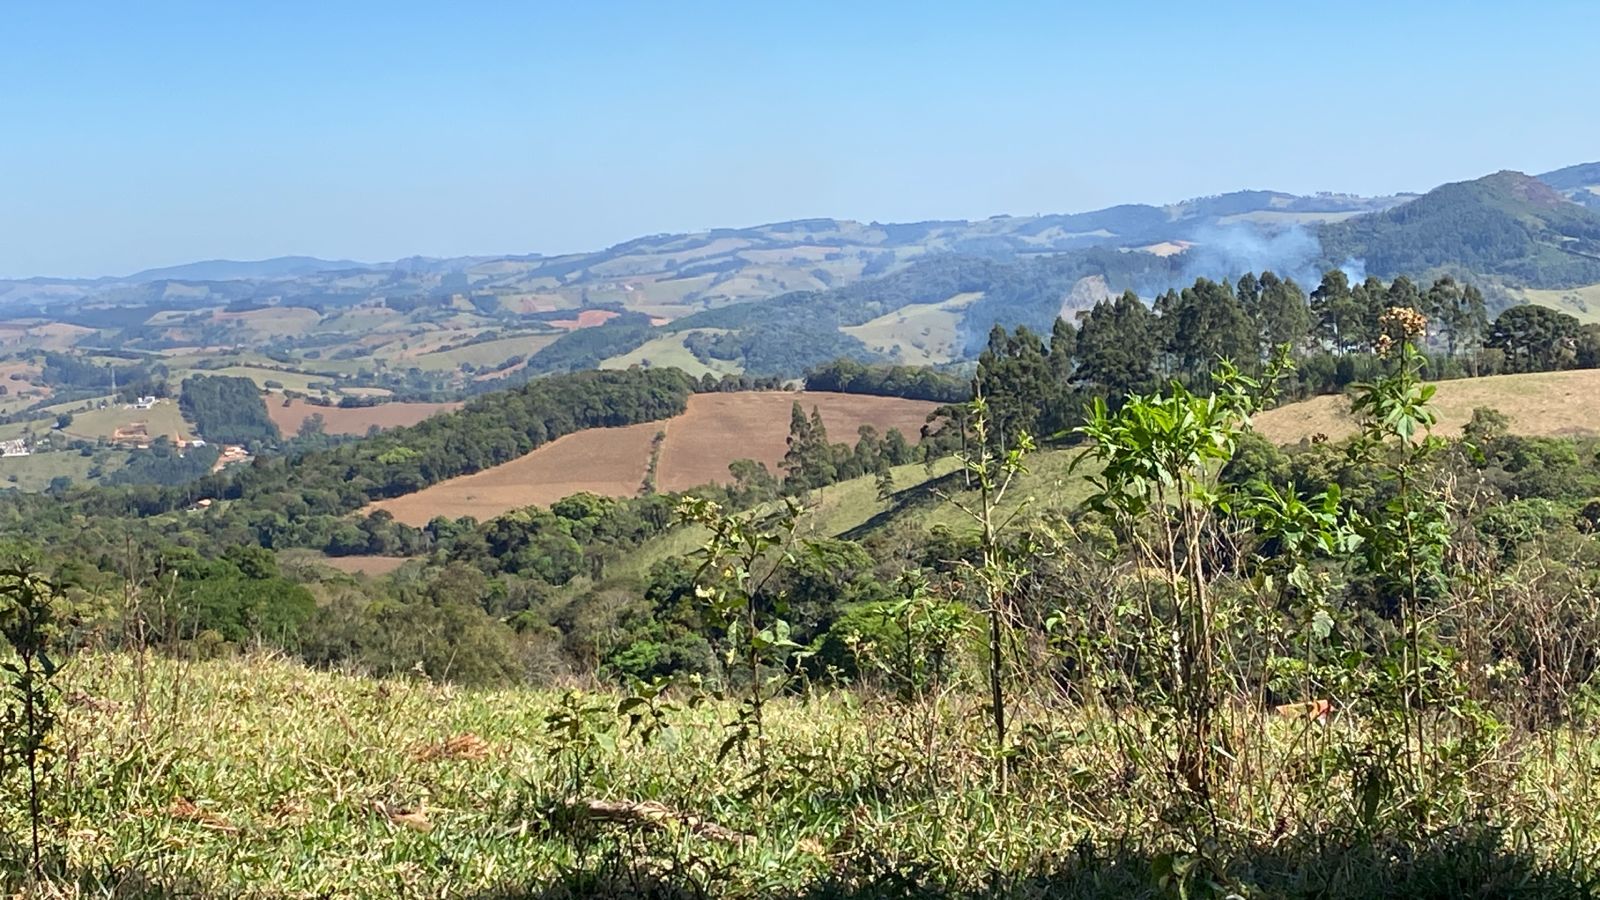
[266,396,460,437]
[1515,283,1600,325]
[21,652,1600,898]
[1255,369,1600,444]
[841,292,980,365]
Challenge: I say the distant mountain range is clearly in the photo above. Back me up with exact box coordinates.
[3,163,1598,323]
[126,256,374,282]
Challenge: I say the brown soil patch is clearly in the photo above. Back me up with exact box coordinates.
[369,421,663,525]
[365,391,937,526]
[1255,370,1600,445]
[267,397,461,437]
[319,556,415,576]
[655,392,936,492]
[550,309,620,330]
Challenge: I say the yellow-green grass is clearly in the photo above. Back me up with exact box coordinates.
[58,398,195,443]
[409,334,561,372]
[841,292,982,365]
[0,448,122,491]
[185,366,343,394]
[1255,368,1600,444]
[599,330,742,378]
[1516,283,1600,325]
[310,306,405,333]
[158,350,281,369]
[26,652,1600,897]
[612,450,1084,581]
[210,306,323,337]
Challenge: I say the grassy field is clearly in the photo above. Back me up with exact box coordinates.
[209,306,323,338]
[1256,368,1600,444]
[0,448,122,491]
[187,366,337,393]
[14,652,1597,898]
[407,334,562,372]
[841,292,981,365]
[611,450,1082,582]
[599,330,743,378]
[1515,283,1600,324]
[58,398,195,443]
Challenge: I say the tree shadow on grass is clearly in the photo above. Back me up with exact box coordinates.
[468,825,1597,900]
[9,863,214,900]
[840,467,967,543]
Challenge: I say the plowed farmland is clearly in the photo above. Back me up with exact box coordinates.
[368,392,937,525]
[655,392,934,492]
[368,421,664,524]
[267,397,461,436]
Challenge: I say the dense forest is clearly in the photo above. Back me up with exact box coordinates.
[179,374,279,444]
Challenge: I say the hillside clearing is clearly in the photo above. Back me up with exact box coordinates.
[841,292,981,365]
[1256,368,1600,444]
[367,392,937,526]
[59,398,195,443]
[1516,283,1600,324]
[266,396,461,437]
[654,392,936,492]
[369,421,663,525]
[599,329,742,378]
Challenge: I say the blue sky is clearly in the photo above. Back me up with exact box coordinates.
[2,1,1595,277]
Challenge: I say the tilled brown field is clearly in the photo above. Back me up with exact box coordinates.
[367,392,937,525]
[369,420,663,525]
[655,392,935,492]
[268,396,461,437]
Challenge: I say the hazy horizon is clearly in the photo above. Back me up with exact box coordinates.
[4,0,1596,279]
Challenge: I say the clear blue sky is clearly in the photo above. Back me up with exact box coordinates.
[2,1,1595,278]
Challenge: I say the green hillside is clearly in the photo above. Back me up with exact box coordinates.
[1320,170,1600,287]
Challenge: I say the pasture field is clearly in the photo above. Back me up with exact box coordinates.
[265,396,461,437]
[599,329,743,378]
[1516,283,1600,324]
[0,448,122,491]
[17,652,1598,898]
[841,292,981,365]
[407,334,561,372]
[186,365,335,393]
[58,398,195,443]
[1255,368,1600,444]
[209,305,323,337]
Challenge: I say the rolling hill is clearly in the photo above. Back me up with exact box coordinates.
[366,391,937,526]
[1254,368,1600,444]
[0,187,1409,323]
[1319,170,1600,287]
[1540,162,1600,211]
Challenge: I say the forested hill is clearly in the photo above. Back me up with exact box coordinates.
[0,188,1405,316]
[1320,170,1600,287]
[1539,161,1600,208]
